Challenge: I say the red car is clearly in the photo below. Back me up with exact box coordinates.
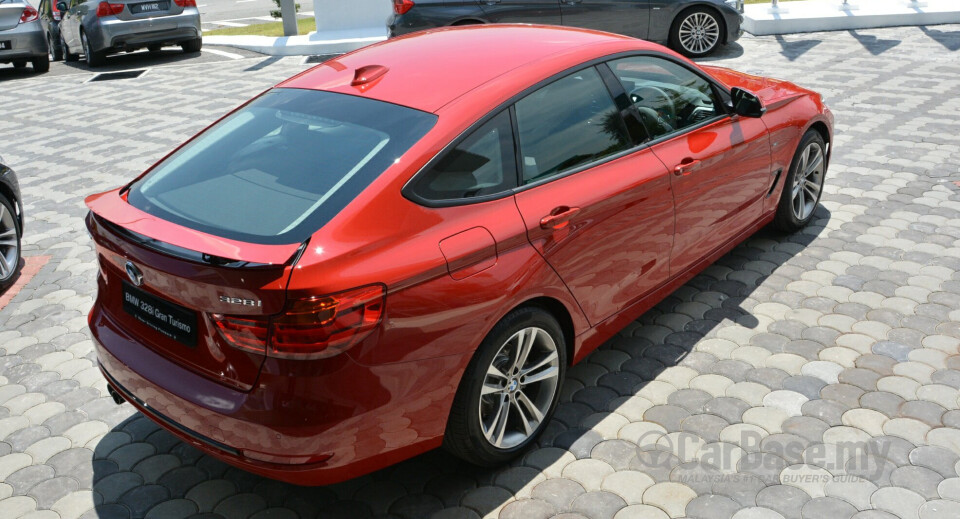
[86,24,833,485]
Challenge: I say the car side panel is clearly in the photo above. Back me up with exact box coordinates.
[650,115,771,276]
[478,0,563,25]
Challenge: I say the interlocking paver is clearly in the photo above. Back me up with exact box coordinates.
[0,23,957,519]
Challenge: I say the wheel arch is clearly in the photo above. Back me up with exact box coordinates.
[450,17,487,27]
[514,296,577,367]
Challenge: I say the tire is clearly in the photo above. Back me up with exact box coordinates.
[82,32,105,67]
[13,61,26,69]
[32,56,50,73]
[444,306,567,466]
[669,7,724,58]
[62,32,79,62]
[773,130,827,232]
[0,194,22,291]
[49,33,63,62]
[181,38,201,53]
[147,44,162,53]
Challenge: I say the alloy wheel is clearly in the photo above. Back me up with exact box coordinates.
[478,327,560,449]
[791,141,825,221]
[82,33,90,63]
[678,12,720,55]
[0,202,19,281]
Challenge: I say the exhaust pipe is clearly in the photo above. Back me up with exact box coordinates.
[107,384,125,405]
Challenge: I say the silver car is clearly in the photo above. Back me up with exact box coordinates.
[56,0,201,67]
[0,0,51,73]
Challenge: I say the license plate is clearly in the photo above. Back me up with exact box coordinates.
[0,41,11,51]
[122,281,197,347]
[131,1,167,13]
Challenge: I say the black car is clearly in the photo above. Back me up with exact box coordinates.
[38,0,63,61]
[0,156,23,290]
[388,0,743,57]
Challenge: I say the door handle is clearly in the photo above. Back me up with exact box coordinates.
[673,159,701,176]
[540,206,581,230]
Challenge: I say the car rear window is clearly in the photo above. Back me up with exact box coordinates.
[127,88,437,245]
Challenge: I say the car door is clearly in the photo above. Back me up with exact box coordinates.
[559,0,650,38]
[478,0,562,25]
[606,55,772,276]
[512,65,675,325]
[59,0,81,49]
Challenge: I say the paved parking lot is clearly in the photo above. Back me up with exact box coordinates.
[1,24,960,519]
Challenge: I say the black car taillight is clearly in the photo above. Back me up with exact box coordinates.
[393,0,414,15]
[96,2,124,17]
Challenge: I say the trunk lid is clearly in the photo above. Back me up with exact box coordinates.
[112,0,185,22]
[86,189,302,391]
[0,3,26,31]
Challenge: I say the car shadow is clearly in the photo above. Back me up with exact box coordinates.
[89,208,827,518]
[695,42,745,62]
[59,48,203,73]
[0,64,47,81]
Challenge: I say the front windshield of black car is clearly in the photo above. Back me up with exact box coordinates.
[127,88,437,245]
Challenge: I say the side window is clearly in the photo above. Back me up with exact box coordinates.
[411,110,517,201]
[514,67,630,185]
[608,56,721,139]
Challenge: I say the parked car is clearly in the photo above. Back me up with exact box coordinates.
[56,0,202,67]
[38,0,63,61]
[0,156,23,290]
[0,0,50,73]
[388,0,744,57]
[86,24,832,485]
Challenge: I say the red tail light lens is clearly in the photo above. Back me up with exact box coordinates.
[212,315,269,354]
[174,0,197,7]
[19,5,39,23]
[271,285,385,359]
[393,0,414,15]
[96,2,124,17]
[212,284,386,360]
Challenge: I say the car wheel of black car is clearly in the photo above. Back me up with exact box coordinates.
[148,44,162,53]
[82,32,105,67]
[774,130,827,232]
[49,34,63,61]
[13,61,26,69]
[669,6,723,58]
[32,56,50,73]
[0,194,22,291]
[444,306,566,466]
[61,33,79,62]
[181,38,201,53]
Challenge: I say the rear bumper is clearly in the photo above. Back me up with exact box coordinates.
[0,21,47,62]
[93,10,200,52]
[90,301,464,485]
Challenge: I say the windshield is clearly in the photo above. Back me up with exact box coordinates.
[127,88,437,245]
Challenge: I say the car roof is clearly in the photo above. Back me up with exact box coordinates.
[277,24,660,113]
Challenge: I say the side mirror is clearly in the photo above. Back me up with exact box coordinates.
[56,1,68,12]
[730,87,766,118]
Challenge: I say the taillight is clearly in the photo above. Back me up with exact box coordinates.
[173,0,197,7]
[212,284,386,360]
[19,5,39,23]
[96,2,124,17]
[212,315,269,354]
[393,0,414,15]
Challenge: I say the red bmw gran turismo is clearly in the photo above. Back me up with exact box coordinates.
[86,24,833,485]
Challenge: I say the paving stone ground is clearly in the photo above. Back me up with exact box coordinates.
[1,24,960,519]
